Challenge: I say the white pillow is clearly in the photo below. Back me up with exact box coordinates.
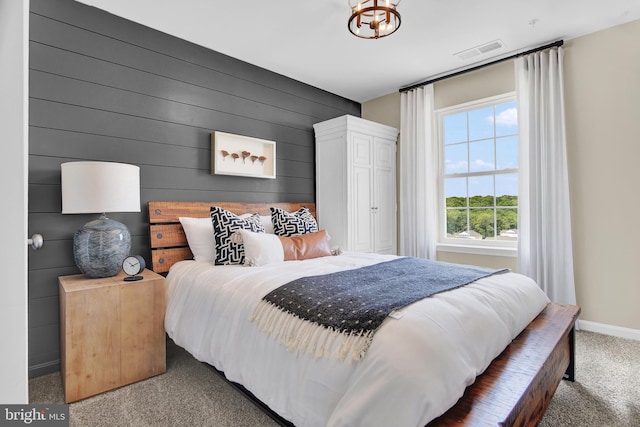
[260,215,275,234]
[237,229,284,266]
[179,217,215,262]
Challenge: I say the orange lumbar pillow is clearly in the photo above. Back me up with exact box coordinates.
[278,230,332,261]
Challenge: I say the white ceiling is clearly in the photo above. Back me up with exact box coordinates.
[75,0,640,103]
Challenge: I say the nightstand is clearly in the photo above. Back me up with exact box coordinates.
[59,269,166,403]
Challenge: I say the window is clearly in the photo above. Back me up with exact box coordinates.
[438,94,518,247]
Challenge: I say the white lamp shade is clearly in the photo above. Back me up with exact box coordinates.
[61,161,140,214]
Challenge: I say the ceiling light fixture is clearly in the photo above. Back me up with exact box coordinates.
[348,0,401,39]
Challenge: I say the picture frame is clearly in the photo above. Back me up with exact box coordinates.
[211,131,276,179]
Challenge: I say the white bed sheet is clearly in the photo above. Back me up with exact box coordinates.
[164,252,550,427]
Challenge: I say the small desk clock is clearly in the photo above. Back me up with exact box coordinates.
[122,255,146,281]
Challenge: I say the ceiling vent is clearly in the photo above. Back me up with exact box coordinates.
[454,39,504,61]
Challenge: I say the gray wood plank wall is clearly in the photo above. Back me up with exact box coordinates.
[28,0,360,377]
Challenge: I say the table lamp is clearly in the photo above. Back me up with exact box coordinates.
[61,161,140,278]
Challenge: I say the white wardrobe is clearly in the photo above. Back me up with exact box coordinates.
[313,115,398,255]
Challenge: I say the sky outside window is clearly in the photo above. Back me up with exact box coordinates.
[444,101,518,196]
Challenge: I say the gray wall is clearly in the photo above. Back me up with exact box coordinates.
[28,0,360,377]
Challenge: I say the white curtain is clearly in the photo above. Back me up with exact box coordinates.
[515,47,577,306]
[399,85,438,259]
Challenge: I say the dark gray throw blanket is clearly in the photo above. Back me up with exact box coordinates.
[250,257,508,361]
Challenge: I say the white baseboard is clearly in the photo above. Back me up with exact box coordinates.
[578,320,640,341]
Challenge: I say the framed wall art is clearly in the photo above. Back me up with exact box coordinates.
[211,131,276,179]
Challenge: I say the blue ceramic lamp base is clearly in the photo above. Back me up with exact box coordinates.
[73,214,131,278]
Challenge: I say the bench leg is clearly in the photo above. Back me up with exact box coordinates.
[563,326,576,382]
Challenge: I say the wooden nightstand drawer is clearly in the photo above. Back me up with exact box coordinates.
[59,269,166,403]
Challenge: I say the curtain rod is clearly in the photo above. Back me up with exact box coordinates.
[399,39,564,93]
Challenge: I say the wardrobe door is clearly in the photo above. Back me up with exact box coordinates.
[350,132,374,253]
[374,137,396,254]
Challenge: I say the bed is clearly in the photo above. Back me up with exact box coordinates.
[149,201,580,427]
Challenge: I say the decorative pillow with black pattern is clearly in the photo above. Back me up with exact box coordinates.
[210,206,264,265]
[270,206,318,237]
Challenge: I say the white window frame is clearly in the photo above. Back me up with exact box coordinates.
[436,93,518,256]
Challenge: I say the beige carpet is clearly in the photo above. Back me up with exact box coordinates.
[30,330,639,426]
[539,331,639,427]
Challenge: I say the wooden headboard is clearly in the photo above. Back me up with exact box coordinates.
[148,201,316,273]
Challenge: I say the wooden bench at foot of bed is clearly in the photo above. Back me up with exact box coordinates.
[428,302,580,426]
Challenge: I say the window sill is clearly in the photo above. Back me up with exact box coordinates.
[437,243,517,258]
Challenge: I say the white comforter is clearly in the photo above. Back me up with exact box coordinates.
[164,252,549,427]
